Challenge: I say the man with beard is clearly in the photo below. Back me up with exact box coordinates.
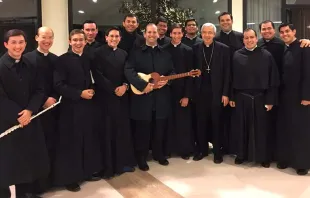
[92,27,136,178]
[125,23,174,171]
[276,23,310,175]
[163,24,194,160]
[0,29,49,198]
[182,18,203,47]
[156,16,171,46]
[192,23,230,163]
[118,14,145,54]
[23,27,58,194]
[52,29,102,192]
[230,28,279,168]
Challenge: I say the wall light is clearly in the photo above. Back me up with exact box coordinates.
[78,10,85,14]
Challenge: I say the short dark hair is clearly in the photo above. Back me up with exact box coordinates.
[69,29,86,40]
[170,23,183,32]
[259,20,275,31]
[4,29,27,43]
[123,13,139,23]
[244,28,257,37]
[155,16,168,25]
[185,18,198,27]
[83,20,97,29]
[105,27,121,37]
[218,12,233,21]
[278,23,296,32]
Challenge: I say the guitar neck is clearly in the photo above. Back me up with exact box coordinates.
[160,72,190,81]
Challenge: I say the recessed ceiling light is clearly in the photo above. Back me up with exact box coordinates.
[0,0,3,2]
[215,11,220,14]
[78,10,85,14]
[213,0,218,2]
[92,0,97,2]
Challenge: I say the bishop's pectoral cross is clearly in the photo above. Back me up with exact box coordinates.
[206,67,211,73]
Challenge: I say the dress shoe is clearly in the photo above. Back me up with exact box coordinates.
[261,162,270,168]
[86,173,101,181]
[213,156,223,164]
[65,183,81,192]
[297,169,308,175]
[158,159,169,166]
[193,153,205,161]
[277,163,288,169]
[138,160,149,171]
[181,155,190,160]
[123,166,135,172]
[234,157,244,165]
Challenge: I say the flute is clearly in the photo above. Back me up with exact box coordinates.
[0,96,62,139]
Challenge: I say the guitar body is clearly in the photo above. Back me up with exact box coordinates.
[130,72,161,95]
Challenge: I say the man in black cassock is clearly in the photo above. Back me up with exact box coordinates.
[125,23,174,171]
[276,23,310,175]
[214,12,244,154]
[182,18,203,47]
[23,27,58,194]
[230,28,279,167]
[192,23,230,163]
[0,29,49,198]
[52,29,102,192]
[118,14,145,54]
[163,24,194,160]
[156,17,171,46]
[92,27,136,178]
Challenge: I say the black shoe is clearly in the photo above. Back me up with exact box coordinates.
[86,173,101,181]
[181,155,190,160]
[277,163,288,169]
[213,156,223,164]
[65,183,81,192]
[297,169,308,175]
[261,162,270,168]
[234,157,244,165]
[138,160,149,171]
[158,159,169,166]
[193,153,205,161]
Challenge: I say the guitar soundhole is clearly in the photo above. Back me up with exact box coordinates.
[149,78,155,83]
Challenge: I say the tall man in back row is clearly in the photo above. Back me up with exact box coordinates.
[125,23,174,171]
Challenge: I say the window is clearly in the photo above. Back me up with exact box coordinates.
[286,0,310,4]
[246,0,282,37]
[0,0,40,55]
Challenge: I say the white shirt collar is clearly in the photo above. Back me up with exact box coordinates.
[245,45,257,51]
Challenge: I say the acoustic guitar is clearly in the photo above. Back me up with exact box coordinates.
[130,69,201,95]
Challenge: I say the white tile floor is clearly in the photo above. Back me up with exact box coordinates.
[42,155,310,198]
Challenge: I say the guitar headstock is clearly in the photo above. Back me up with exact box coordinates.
[189,69,201,77]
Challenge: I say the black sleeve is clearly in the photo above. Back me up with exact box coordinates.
[183,48,194,98]
[265,54,280,105]
[301,47,310,100]
[26,67,45,113]
[230,52,237,101]
[54,58,82,100]
[124,52,148,92]
[222,46,231,97]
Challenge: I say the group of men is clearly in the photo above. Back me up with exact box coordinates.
[0,11,310,198]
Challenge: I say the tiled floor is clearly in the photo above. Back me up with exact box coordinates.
[39,155,310,198]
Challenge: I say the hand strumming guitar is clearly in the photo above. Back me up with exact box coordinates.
[143,83,154,94]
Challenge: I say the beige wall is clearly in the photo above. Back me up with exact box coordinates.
[41,0,69,56]
[232,0,244,32]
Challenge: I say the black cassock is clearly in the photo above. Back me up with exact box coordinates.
[276,40,310,169]
[52,51,102,186]
[192,41,230,157]
[158,36,171,46]
[231,47,279,163]
[118,27,145,54]
[125,45,174,162]
[163,42,194,157]
[181,36,203,48]
[92,45,136,176]
[0,53,49,188]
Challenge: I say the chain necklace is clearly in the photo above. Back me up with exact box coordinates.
[202,42,214,73]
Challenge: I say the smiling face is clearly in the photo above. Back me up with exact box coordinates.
[106,29,121,49]
[219,14,233,32]
[170,27,183,44]
[185,20,198,35]
[123,16,139,33]
[36,27,54,53]
[279,25,296,45]
[157,21,168,37]
[260,22,276,40]
[144,24,159,46]
[4,35,26,59]
[243,29,258,49]
[83,23,98,43]
[69,33,86,54]
[201,25,215,45]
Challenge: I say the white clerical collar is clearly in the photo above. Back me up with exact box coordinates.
[245,45,257,51]
[15,59,20,63]
[159,35,165,40]
[108,45,117,51]
[146,43,157,48]
[185,34,197,40]
[204,42,213,47]
[285,38,297,47]
[171,42,181,47]
[37,48,49,56]
[87,40,95,45]
[72,51,83,56]
[223,30,232,35]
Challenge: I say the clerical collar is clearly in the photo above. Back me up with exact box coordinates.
[108,45,117,51]
[185,34,197,40]
[222,30,232,35]
[245,45,257,51]
[159,35,165,40]
[285,38,297,47]
[37,48,49,56]
[72,51,83,56]
[171,42,181,47]
[3,53,21,68]
[87,40,96,45]
[204,42,213,47]
[146,44,157,48]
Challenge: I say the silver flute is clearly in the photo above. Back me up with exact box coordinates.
[0,96,62,139]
